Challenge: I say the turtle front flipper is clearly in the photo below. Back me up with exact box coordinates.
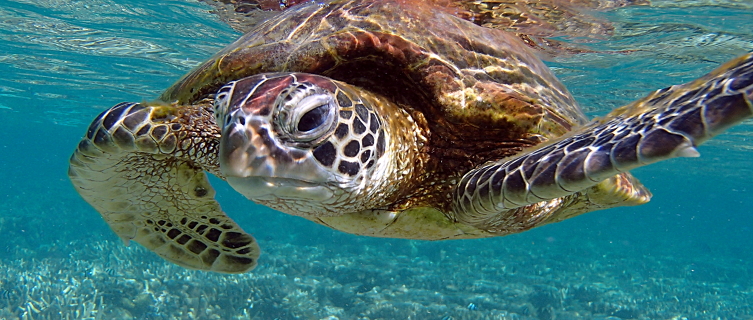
[68,102,260,273]
[453,52,753,227]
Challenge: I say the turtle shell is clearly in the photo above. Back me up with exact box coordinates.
[162,0,588,184]
[199,0,648,55]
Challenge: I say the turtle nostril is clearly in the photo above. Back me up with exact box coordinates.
[238,116,246,126]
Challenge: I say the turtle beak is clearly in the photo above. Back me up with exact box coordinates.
[218,107,335,186]
[219,114,337,204]
[219,123,251,177]
[218,110,277,179]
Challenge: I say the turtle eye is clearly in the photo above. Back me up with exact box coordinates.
[275,82,338,145]
[297,104,329,132]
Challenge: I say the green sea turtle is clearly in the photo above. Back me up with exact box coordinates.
[68,0,753,273]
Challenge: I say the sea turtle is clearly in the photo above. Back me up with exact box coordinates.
[68,0,753,273]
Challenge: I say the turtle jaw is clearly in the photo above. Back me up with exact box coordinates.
[225,176,335,202]
[219,111,342,206]
[218,121,334,184]
[220,119,354,217]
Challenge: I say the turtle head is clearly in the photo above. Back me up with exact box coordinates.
[214,73,416,217]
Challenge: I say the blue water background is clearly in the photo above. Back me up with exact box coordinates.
[1,0,752,318]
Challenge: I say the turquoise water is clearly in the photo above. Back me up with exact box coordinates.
[1,0,753,319]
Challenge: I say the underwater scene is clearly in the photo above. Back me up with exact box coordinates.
[1,0,753,319]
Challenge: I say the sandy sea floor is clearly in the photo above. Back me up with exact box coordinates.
[1,235,751,320]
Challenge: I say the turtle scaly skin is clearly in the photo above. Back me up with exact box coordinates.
[452,54,753,230]
[69,102,260,273]
[69,0,753,273]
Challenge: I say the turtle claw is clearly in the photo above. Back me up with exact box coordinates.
[676,146,701,158]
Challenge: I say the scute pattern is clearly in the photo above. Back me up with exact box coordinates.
[197,0,648,57]
[322,88,385,176]
[69,102,260,273]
